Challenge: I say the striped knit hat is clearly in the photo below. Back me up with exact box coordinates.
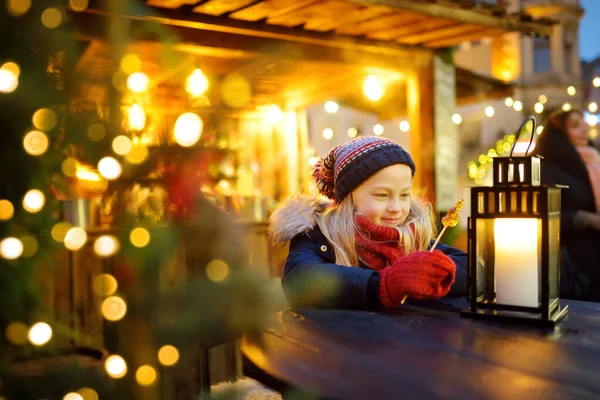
[313,136,415,202]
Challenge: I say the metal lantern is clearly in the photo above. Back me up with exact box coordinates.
[461,116,568,327]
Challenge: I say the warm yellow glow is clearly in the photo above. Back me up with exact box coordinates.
[308,156,318,166]
[76,387,98,400]
[62,158,78,177]
[206,259,229,282]
[23,131,49,156]
[98,157,122,180]
[64,227,87,251]
[93,235,119,257]
[130,227,150,247]
[127,72,149,93]
[2,62,20,77]
[32,108,57,132]
[452,113,462,125]
[120,54,141,74]
[324,101,339,114]
[484,106,495,118]
[589,115,598,127]
[105,355,127,379]
[23,189,45,213]
[594,77,600,88]
[539,94,547,104]
[69,0,88,11]
[87,123,106,141]
[75,165,102,182]
[322,128,334,140]
[51,222,72,242]
[93,274,118,297]
[128,103,146,131]
[28,322,52,346]
[398,120,410,132]
[494,218,539,307]
[158,345,180,366]
[591,127,599,140]
[534,102,544,114]
[41,7,62,28]
[220,73,252,108]
[512,101,523,112]
[562,103,572,112]
[0,200,14,221]
[567,86,576,96]
[0,237,23,260]
[536,125,544,135]
[186,69,209,97]
[511,141,535,154]
[373,124,384,136]
[101,296,127,321]
[5,322,28,345]
[266,105,283,125]
[112,135,132,155]
[0,69,18,93]
[7,0,31,16]
[125,145,149,164]
[363,75,383,101]
[20,235,39,258]
[347,127,358,138]
[135,365,157,386]
[174,112,203,147]
[504,97,513,107]
[63,393,83,400]
[589,102,598,113]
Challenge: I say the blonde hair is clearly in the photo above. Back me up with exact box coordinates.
[316,195,437,267]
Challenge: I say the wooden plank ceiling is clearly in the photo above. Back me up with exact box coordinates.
[144,0,553,49]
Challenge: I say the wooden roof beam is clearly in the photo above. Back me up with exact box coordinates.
[343,0,554,37]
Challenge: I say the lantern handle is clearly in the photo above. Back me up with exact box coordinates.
[509,115,537,157]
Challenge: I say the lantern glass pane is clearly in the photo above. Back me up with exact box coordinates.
[474,218,495,303]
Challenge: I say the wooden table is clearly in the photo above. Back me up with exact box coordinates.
[242,299,600,399]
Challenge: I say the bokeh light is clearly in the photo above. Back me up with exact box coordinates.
[206,259,229,282]
[76,388,98,400]
[41,7,62,28]
[69,0,88,12]
[363,75,383,101]
[112,135,132,155]
[562,103,572,112]
[0,200,14,220]
[186,69,208,97]
[347,127,358,138]
[101,296,127,321]
[512,101,523,112]
[567,86,576,96]
[23,130,49,155]
[5,322,28,345]
[220,73,251,108]
[28,322,52,346]
[504,97,513,107]
[32,108,57,131]
[399,120,410,132]
[373,124,384,136]
[20,235,38,258]
[51,222,72,242]
[538,94,547,104]
[534,102,544,114]
[128,103,146,131]
[23,189,45,213]
[63,393,83,400]
[93,274,118,297]
[127,72,149,93]
[130,227,150,247]
[93,235,119,257]
[64,227,87,251]
[98,157,122,180]
[266,105,283,125]
[484,106,495,117]
[589,102,598,113]
[174,113,203,147]
[452,113,462,124]
[322,128,333,140]
[125,145,149,164]
[158,345,180,366]
[0,237,23,260]
[324,101,339,114]
[308,156,318,166]
[87,123,106,141]
[6,0,32,17]
[0,68,18,93]
[105,355,127,379]
[120,54,141,74]
[135,365,157,386]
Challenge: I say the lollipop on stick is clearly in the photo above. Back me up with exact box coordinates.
[400,199,464,304]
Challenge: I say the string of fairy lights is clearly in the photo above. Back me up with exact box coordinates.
[1,0,242,397]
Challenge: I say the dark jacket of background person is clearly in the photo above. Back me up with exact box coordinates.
[533,120,600,301]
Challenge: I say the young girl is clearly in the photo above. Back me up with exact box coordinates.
[269,136,467,310]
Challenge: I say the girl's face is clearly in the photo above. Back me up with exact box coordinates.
[565,112,589,147]
[352,164,412,227]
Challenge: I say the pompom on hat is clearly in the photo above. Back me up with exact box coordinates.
[312,136,415,202]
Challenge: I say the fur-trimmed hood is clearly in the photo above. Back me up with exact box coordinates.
[269,196,332,243]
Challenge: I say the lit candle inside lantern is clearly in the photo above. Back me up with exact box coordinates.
[494,218,539,307]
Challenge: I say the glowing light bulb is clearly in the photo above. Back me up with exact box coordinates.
[399,120,410,132]
[98,157,122,180]
[127,72,149,93]
[363,75,383,101]
[0,237,23,259]
[128,103,146,131]
[322,128,333,140]
[28,322,52,346]
[0,68,18,93]
[324,101,339,114]
[23,189,45,213]
[105,355,127,379]
[485,106,495,117]
[174,112,203,147]
[373,124,384,136]
[452,113,462,125]
[185,69,208,97]
[266,105,283,125]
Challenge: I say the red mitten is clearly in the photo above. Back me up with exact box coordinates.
[378,250,456,308]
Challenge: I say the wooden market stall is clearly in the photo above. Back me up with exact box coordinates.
[47,0,554,397]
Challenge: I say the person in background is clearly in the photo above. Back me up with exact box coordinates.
[533,108,600,301]
[269,136,467,310]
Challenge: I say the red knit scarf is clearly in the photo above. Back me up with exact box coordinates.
[355,215,412,271]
